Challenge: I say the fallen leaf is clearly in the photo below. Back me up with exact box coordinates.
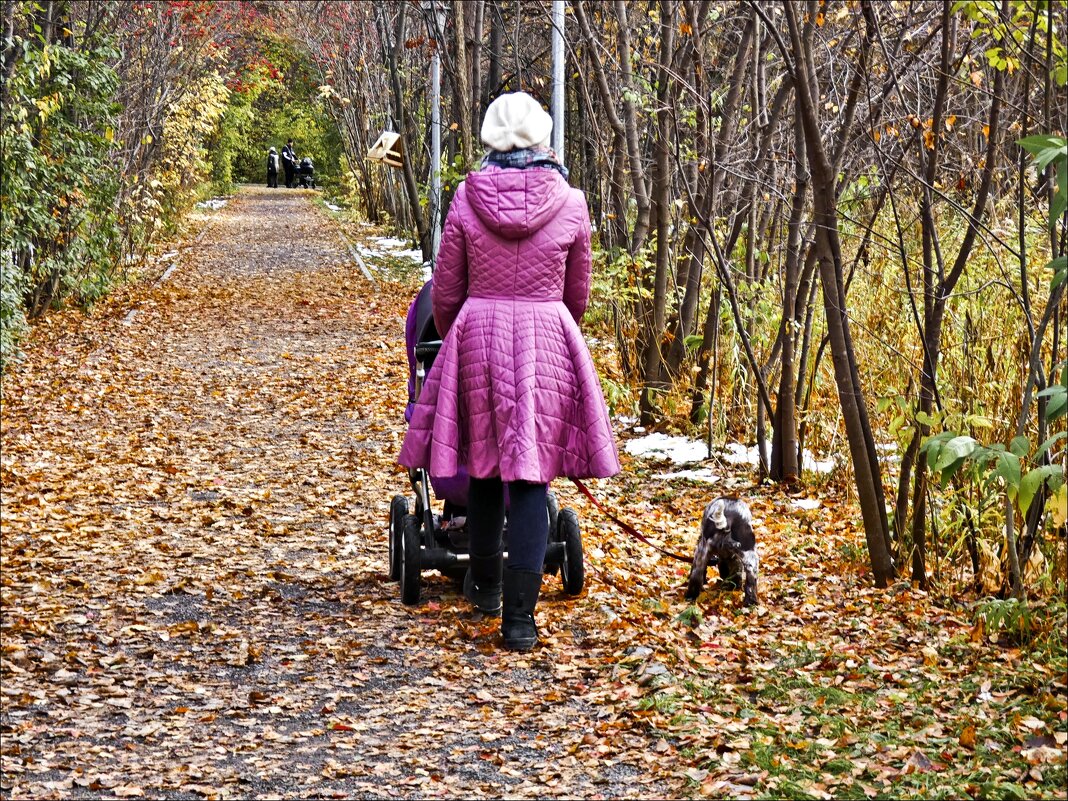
[959,724,976,749]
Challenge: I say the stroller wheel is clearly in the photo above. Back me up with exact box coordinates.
[399,514,422,605]
[558,509,584,596]
[388,495,408,581]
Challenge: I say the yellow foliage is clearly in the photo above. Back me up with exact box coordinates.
[1050,483,1067,528]
[977,537,1002,596]
[1024,546,1046,586]
[134,72,231,222]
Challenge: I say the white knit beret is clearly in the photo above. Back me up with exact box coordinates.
[480,92,553,152]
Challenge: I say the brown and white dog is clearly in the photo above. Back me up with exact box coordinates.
[685,498,758,606]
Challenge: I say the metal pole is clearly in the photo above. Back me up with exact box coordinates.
[551,0,565,164]
[427,0,446,262]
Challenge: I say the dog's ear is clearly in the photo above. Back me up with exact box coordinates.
[700,499,727,540]
[708,499,727,529]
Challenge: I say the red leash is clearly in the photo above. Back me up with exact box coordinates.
[570,478,693,564]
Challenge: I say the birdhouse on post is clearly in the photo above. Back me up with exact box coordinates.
[367,131,404,168]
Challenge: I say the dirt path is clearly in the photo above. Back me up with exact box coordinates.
[1,187,677,799]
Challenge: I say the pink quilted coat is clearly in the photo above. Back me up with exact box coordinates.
[398,165,620,484]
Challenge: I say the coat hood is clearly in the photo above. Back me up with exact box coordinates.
[464,167,570,240]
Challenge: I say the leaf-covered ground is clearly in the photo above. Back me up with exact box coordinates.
[2,187,1065,800]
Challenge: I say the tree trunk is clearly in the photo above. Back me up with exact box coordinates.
[450,0,475,168]
[771,111,807,483]
[690,283,722,427]
[666,8,759,377]
[1,0,18,107]
[574,0,651,254]
[613,0,652,254]
[784,0,895,586]
[377,3,431,261]
[469,0,483,148]
[638,0,676,425]
[486,0,503,102]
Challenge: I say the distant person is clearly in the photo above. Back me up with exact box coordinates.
[281,140,297,188]
[297,156,315,189]
[266,147,279,188]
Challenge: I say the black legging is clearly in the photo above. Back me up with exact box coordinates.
[467,477,548,573]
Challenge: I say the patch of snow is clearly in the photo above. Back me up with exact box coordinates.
[626,432,838,475]
[421,262,433,282]
[196,198,228,210]
[624,433,708,464]
[370,236,410,249]
[790,498,821,510]
[719,441,836,474]
[876,442,901,465]
[160,262,179,282]
[654,468,721,484]
[394,248,423,264]
[359,236,422,265]
[721,442,766,466]
[804,454,837,473]
[160,251,178,260]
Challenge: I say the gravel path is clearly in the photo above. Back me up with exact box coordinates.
[1,187,677,800]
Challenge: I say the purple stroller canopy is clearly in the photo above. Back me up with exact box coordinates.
[404,279,469,507]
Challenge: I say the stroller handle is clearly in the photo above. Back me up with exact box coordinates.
[414,340,442,361]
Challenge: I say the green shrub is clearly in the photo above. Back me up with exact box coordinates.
[0,33,122,364]
[0,254,28,369]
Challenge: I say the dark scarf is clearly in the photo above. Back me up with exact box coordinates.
[481,147,569,180]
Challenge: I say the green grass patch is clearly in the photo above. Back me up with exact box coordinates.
[639,613,1067,800]
[637,691,683,715]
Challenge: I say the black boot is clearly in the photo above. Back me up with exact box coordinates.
[464,551,502,616]
[501,569,542,651]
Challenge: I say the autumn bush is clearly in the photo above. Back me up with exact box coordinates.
[0,31,122,362]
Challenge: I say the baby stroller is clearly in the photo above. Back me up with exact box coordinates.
[297,157,315,189]
[388,280,585,605]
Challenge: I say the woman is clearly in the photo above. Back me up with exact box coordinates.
[399,92,620,651]
[281,140,297,188]
[266,147,279,188]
